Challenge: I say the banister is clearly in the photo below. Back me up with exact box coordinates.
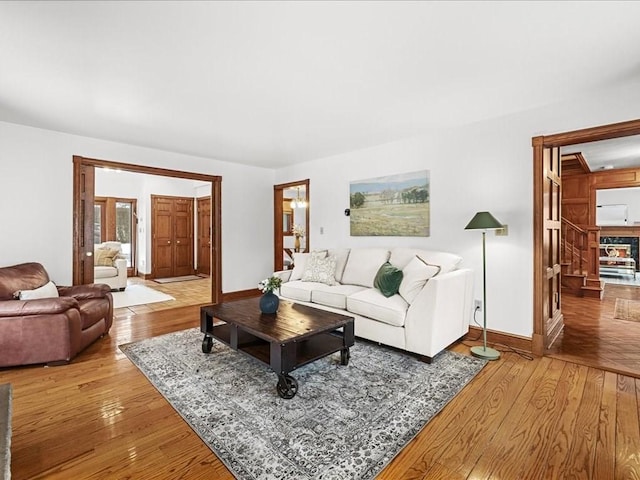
[562,217,587,234]
[561,218,601,286]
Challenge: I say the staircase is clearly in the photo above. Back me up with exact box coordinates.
[561,218,604,298]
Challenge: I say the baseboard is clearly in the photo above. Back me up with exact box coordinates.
[138,272,154,280]
[221,289,260,302]
[465,326,534,355]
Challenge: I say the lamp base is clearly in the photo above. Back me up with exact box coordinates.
[470,345,501,361]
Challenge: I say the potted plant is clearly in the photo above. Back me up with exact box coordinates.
[258,276,282,314]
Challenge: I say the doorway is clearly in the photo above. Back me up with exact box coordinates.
[72,156,222,305]
[273,179,310,272]
[533,118,640,357]
[94,196,137,276]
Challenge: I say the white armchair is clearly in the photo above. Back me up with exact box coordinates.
[94,241,128,291]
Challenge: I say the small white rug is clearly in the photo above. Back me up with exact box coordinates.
[154,275,205,284]
[112,285,175,309]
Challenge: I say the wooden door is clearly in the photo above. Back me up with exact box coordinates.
[151,195,194,278]
[73,158,95,285]
[542,146,564,349]
[173,198,194,277]
[197,197,211,276]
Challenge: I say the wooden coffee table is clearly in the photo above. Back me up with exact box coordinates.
[200,297,355,399]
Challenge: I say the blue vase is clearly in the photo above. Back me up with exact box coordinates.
[259,292,279,314]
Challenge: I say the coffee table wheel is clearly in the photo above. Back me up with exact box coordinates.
[202,335,213,353]
[340,348,350,366]
[276,374,298,399]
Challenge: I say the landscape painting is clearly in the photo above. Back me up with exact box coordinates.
[349,170,430,236]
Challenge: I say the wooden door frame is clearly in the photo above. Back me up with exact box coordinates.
[533,118,640,355]
[196,196,212,276]
[73,156,222,305]
[273,179,310,271]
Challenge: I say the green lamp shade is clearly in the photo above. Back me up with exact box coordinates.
[465,211,504,230]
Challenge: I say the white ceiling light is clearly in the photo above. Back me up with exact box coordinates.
[290,187,307,209]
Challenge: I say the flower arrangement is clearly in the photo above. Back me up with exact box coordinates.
[258,276,282,294]
[293,224,305,238]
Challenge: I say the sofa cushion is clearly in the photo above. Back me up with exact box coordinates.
[280,280,323,302]
[17,280,59,300]
[290,251,327,281]
[346,289,408,327]
[302,255,337,286]
[95,247,119,267]
[327,248,351,283]
[311,284,367,309]
[100,241,123,253]
[94,266,119,279]
[390,248,462,273]
[399,256,441,304]
[341,248,390,288]
[373,262,404,297]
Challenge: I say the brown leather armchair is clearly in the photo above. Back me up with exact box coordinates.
[0,262,113,367]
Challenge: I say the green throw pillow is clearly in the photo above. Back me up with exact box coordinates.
[374,262,404,298]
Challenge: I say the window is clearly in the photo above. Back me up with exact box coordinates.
[94,197,137,271]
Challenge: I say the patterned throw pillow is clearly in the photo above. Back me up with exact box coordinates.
[95,247,120,267]
[301,256,338,286]
[290,250,327,281]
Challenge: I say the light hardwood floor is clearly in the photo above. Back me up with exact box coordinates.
[549,282,640,379]
[2,281,640,478]
[113,276,212,319]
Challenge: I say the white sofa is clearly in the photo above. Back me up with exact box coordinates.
[94,241,128,291]
[275,247,474,362]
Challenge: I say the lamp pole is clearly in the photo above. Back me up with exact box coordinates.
[470,229,500,360]
[465,211,503,361]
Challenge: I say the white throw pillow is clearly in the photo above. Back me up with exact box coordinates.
[17,281,59,300]
[290,250,327,281]
[398,256,441,304]
[414,250,461,274]
[301,256,337,286]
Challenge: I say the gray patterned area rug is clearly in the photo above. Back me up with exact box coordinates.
[119,328,486,480]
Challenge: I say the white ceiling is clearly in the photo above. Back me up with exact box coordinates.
[2,1,640,168]
[562,136,640,172]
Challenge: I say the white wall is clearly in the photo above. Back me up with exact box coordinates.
[275,81,640,338]
[0,121,275,293]
[2,79,640,337]
[597,187,640,225]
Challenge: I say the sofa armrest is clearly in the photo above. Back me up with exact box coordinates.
[114,258,127,273]
[57,283,111,300]
[273,270,292,283]
[114,258,128,284]
[404,268,474,357]
[0,297,80,317]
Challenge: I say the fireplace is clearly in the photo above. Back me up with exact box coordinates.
[600,236,640,271]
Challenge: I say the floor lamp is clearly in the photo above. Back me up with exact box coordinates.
[465,211,504,361]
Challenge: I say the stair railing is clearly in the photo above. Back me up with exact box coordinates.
[561,218,601,280]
